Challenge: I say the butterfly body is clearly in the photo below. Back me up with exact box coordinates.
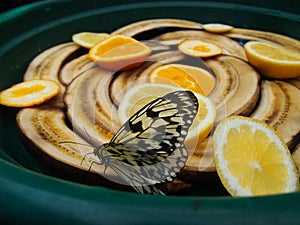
[90,90,198,194]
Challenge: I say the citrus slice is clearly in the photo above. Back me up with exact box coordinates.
[203,23,233,33]
[89,34,152,71]
[213,115,299,196]
[118,83,216,152]
[72,32,110,48]
[149,64,216,96]
[0,80,60,107]
[244,41,300,79]
[178,39,222,58]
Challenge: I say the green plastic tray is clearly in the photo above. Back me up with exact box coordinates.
[0,0,300,224]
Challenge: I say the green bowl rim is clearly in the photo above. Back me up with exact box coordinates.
[1,1,300,224]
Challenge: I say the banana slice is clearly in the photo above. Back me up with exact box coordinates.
[226,28,300,53]
[64,67,119,146]
[111,18,203,37]
[16,106,128,186]
[59,54,96,85]
[23,43,83,108]
[288,77,300,89]
[292,143,300,177]
[251,80,300,148]
[17,107,99,171]
[206,55,260,123]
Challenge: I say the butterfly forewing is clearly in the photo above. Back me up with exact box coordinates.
[111,91,198,154]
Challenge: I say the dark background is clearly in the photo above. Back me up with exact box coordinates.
[0,0,42,12]
[0,0,299,14]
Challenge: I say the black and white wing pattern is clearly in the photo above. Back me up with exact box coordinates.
[93,90,198,194]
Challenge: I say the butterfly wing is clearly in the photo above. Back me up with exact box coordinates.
[100,91,198,194]
[111,90,198,154]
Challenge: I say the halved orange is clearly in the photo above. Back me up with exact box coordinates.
[88,34,152,71]
[0,80,60,107]
[244,41,300,79]
[178,39,222,58]
[149,64,215,96]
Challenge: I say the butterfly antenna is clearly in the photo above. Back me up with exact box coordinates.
[82,127,96,145]
[59,140,92,147]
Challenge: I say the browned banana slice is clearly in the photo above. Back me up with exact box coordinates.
[205,55,260,123]
[181,137,216,177]
[64,67,120,146]
[226,28,300,53]
[111,18,203,37]
[17,107,100,172]
[250,80,300,148]
[16,106,129,185]
[155,30,247,60]
[292,143,300,176]
[288,77,300,89]
[59,54,96,86]
[23,43,82,108]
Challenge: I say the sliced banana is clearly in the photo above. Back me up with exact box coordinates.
[251,80,300,148]
[112,18,203,37]
[59,54,96,86]
[206,55,260,123]
[16,106,123,183]
[226,28,300,53]
[64,66,119,146]
[23,43,82,108]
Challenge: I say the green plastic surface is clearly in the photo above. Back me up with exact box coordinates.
[0,0,300,224]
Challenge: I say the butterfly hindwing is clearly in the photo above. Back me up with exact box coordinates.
[103,144,188,194]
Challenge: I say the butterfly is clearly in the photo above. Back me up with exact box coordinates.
[85,90,198,195]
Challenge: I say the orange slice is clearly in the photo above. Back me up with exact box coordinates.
[244,41,300,79]
[149,64,215,96]
[72,32,110,48]
[203,23,233,33]
[0,80,60,107]
[178,40,222,58]
[89,34,152,71]
[213,116,299,196]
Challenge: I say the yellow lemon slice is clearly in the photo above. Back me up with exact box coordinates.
[118,83,216,153]
[72,32,110,48]
[149,64,216,96]
[244,41,300,79]
[178,39,222,58]
[213,115,299,196]
[0,80,60,107]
